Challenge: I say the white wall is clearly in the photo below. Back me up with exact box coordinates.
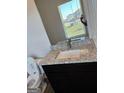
[35,0,67,45]
[81,0,97,45]
[27,0,51,57]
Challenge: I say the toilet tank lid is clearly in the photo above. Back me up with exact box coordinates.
[27,57,40,75]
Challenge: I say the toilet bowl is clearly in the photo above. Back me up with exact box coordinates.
[27,57,43,88]
[27,74,42,88]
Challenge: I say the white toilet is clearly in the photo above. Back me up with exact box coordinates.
[27,57,43,89]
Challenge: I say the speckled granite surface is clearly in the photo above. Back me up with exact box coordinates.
[39,39,97,65]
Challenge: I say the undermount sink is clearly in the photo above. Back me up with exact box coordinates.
[56,49,89,60]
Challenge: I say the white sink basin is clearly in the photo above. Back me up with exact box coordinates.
[56,49,89,60]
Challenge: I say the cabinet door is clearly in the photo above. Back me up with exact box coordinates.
[67,62,97,93]
[43,65,71,93]
[42,62,97,93]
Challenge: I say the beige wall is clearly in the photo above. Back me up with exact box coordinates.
[35,0,97,44]
[81,0,97,45]
[27,0,51,57]
[34,0,97,45]
[34,0,70,45]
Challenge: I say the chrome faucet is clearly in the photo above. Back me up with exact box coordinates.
[67,38,72,48]
[67,36,84,49]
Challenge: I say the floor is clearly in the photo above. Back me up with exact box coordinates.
[44,83,55,93]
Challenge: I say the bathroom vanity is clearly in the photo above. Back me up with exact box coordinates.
[39,39,97,93]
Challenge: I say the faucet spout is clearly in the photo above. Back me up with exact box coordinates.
[67,38,72,49]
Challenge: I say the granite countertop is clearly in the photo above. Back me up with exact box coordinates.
[39,39,97,65]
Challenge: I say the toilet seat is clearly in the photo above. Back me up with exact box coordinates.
[27,57,43,88]
[27,74,42,88]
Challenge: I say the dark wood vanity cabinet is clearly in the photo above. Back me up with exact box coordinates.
[42,62,97,93]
